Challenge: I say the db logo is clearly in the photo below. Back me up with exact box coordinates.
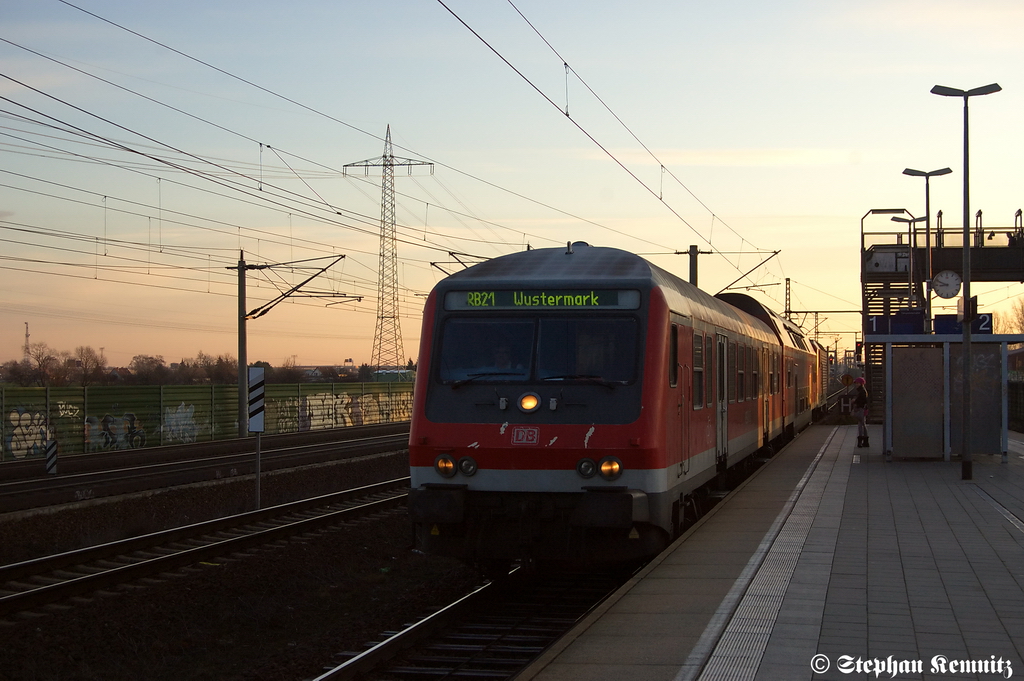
[511,426,540,445]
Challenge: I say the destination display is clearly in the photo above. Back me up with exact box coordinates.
[444,289,641,311]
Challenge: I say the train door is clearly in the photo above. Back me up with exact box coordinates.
[761,347,770,448]
[787,358,798,436]
[716,333,728,473]
[668,322,684,476]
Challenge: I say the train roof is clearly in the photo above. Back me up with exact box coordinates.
[716,292,816,353]
[442,243,651,283]
[436,243,777,342]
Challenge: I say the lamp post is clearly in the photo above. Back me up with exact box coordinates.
[931,83,1001,480]
[902,167,952,330]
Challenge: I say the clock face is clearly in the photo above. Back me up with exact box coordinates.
[931,270,962,299]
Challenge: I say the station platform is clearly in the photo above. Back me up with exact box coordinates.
[519,423,1024,681]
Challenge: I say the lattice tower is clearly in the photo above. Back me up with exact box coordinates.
[372,127,403,372]
[343,127,432,374]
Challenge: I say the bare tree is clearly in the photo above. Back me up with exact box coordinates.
[130,355,169,385]
[49,351,75,386]
[27,342,59,385]
[211,354,237,384]
[74,346,106,386]
[1001,297,1024,349]
[275,356,304,383]
[0,359,35,386]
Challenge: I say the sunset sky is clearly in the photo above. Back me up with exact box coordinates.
[2,0,1023,368]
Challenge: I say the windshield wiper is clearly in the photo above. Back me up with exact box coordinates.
[540,374,619,389]
[451,371,525,388]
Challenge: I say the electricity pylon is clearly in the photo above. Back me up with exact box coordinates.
[344,126,432,374]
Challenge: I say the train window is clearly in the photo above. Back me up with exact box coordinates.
[737,343,745,402]
[693,333,704,406]
[705,335,713,406]
[749,347,755,396]
[727,341,736,403]
[537,317,637,384]
[669,325,678,388]
[753,348,760,397]
[772,353,779,394]
[438,319,534,383]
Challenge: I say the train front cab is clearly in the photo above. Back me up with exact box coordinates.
[408,279,673,567]
[408,250,811,570]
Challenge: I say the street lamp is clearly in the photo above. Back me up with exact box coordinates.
[902,167,952,329]
[931,82,1001,480]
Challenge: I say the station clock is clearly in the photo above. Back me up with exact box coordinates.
[931,270,962,299]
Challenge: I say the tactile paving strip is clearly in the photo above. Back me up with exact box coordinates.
[674,427,843,681]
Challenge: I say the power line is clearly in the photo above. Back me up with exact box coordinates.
[505,0,757,255]
[50,0,690,256]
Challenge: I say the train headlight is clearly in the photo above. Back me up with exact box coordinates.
[576,458,597,479]
[598,457,623,481]
[434,454,456,478]
[458,456,478,476]
[518,392,541,413]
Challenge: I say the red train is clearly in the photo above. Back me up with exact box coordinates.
[409,243,825,568]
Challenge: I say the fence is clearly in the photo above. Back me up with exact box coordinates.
[2,382,414,461]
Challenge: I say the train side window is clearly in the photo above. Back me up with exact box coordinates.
[727,341,736,403]
[737,343,745,402]
[749,346,755,397]
[753,347,760,397]
[772,352,778,394]
[705,335,713,406]
[692,332,703,408]
[669,324,678,388]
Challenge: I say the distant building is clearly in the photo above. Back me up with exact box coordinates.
[373,369,415,382]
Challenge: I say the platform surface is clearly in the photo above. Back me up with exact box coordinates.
[519,424,1024,681]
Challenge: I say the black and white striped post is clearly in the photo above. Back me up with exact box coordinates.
[44,440,57,475]
[248,367,265,509]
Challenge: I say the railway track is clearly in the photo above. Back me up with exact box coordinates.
[0,423,410,513]
[314,568,631,681]
[0,477,410,621]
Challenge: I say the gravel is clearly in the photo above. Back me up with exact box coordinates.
[0,452,483,681]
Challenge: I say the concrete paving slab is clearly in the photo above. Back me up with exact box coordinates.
[518,426,1024,680]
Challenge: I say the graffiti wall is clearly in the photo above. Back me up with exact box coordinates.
[271,389,414,433]
[0,383,412,461]
[7,408,55,459]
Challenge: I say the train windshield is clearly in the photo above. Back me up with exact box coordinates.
[537,318,636,384]
[437,317,637,385]
[438,319,535,383]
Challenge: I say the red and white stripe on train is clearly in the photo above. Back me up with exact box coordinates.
[408,243,826,567]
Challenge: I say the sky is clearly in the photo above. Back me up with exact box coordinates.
[1,0,1023,368]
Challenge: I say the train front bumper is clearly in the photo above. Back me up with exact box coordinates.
[408,484,661,564]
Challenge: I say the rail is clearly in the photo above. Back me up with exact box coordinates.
[0,426,410,514]
[313,570,627,681]
[0,478,410,618]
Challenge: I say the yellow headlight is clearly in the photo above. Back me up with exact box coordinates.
[434,455,456,478]
[599,457,623,480]
[519,393,540,412]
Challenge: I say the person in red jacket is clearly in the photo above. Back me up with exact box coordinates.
[853,377,869,448]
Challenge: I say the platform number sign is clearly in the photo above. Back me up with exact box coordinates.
[933,313,994,335]
[248,367,265,433]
